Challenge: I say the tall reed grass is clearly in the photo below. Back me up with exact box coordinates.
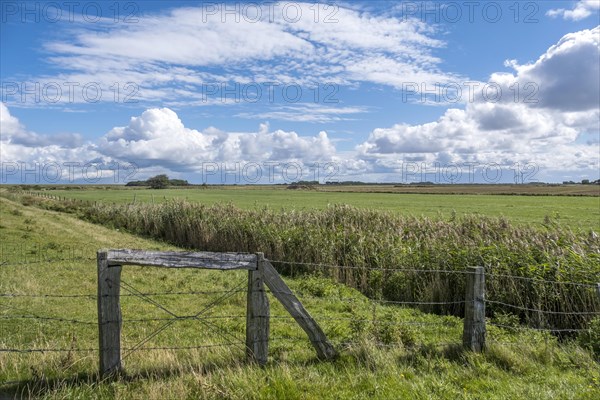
[73,200,600,332]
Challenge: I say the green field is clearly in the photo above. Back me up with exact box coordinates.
[20,186,600,231]
[1,196,599,399]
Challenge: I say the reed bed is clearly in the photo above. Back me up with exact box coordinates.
[72,199,599,332]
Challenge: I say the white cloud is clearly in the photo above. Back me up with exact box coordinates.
[0,103,24,139]
[98,108,219,169]
[356,27,600,178]
[0,103,85,148]
[10,3,456,106]
[1,104,338,182]
[47,7,312,67]
[235,104,368,123]
[547,0,600,21]
[98,107,337,171]
[357,109,469,155]
[500,26,600,112]
[1,103,105,182]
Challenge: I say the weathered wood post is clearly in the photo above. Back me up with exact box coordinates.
[263,260,338,360]
[463,266,486,352]
[596,283,600,302]
[97,250,123,376]
[246,252,270,365]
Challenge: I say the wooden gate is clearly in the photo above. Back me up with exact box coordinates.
[97,249,337,376]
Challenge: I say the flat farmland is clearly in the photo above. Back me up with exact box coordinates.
[24,185,600,231]
[2,195,598,399]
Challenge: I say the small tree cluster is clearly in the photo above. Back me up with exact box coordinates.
[126,175,189,189]
[147,174,169,189]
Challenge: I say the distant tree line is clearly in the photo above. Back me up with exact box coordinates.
[126,174,189,189]
[563,179,600,185]
[289,181,319,185]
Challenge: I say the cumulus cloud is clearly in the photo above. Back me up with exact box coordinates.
[500,26,600,112]
[98,108,218,169]
[358,103,586,161]
[1,103,85,149]
[1,103,107,183]
[357,109,468,155]
[0,103,23,136]
[547,0,600,21]
[356,27,600,178]
[11,131,84,148]
[98,107,337,171]
[1,104,338,182]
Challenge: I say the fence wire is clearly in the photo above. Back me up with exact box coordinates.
[1,257,598,365]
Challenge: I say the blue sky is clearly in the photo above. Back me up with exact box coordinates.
[1,1,599,184]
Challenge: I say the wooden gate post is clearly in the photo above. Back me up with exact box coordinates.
[463,266,486,352]
[263,260,338,360]
[246,252,270,365]
[97,250,123,376]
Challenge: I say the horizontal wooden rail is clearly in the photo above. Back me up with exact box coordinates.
[105,249,257,270]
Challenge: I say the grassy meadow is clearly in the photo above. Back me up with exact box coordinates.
[1,196,599,399]
[3,189,600,330]
[15,185,600,231]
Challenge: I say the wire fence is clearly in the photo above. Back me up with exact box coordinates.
[1,254,599,385]
[268,258,600,330]
[1,254,249,362]
[270,259,600,288]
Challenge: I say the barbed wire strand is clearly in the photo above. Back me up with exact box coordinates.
[486,272,598,288]
[0,342,243,354]
[485,299,600,315]
[270,260,600,288]
[0,257,97,267]
[270,259,472,275]
[489,323,587,333]
[0,289,246,298]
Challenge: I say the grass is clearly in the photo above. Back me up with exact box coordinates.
[3,190,599,332]
[11,185,600,231]
[27,192,597,330]
[316,183,600,196]
[1,196,599,399]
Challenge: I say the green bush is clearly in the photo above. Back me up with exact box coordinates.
[78,200,599,330]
